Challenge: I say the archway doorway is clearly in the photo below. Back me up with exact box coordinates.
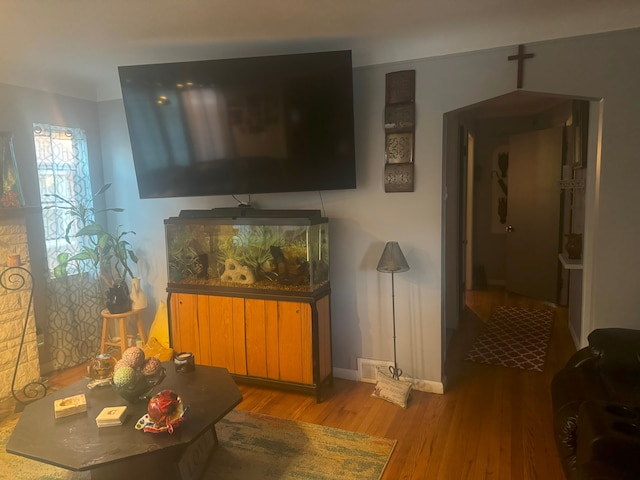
[441,90,599,389]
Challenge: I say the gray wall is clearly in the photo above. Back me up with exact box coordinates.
[100,28,640,386]
[4,27,640,384]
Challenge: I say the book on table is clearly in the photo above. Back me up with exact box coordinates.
[96,406,128,427]
[53,394,87,419]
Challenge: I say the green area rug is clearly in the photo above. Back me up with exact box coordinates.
[210,410,395,479]
[1,409,395,480]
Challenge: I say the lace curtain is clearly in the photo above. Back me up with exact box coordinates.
[34,123,102,369]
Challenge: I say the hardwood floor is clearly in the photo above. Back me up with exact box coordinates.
[24,289,577,479]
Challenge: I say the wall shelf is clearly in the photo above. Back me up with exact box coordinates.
[559,253,583,270]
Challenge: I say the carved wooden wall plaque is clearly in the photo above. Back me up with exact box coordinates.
[384,70,415,192]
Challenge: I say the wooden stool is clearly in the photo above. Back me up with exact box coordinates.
[100,309,147,358]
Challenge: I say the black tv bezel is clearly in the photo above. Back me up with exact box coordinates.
[119,50,357,199]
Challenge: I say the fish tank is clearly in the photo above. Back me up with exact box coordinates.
[165,208,329,295]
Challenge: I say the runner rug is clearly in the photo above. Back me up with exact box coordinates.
[0,409,396,480]
[465,305,554,372]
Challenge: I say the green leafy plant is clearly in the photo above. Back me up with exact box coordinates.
[45,183,138,288]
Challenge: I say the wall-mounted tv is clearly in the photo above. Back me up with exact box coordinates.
[118,50,356,199]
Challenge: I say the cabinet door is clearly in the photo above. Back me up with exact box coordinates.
[277,301,313,384]
[170,293,201,361]
[206,295,247,375]
[245,299,271,378]
[245,299,313,384]
[170,293,246,375]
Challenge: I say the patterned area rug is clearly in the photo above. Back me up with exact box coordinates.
[0,409,395,480]
[209,410,396,479]
[465,306,554,372]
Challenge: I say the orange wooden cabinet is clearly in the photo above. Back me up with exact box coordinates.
[169,291,332,400]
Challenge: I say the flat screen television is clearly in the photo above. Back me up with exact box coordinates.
[118,50,356,199]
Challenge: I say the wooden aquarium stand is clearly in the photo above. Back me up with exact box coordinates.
[167,285,333,402]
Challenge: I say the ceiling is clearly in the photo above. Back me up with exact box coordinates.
[2,1,640,102]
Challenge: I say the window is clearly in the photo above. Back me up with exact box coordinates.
[33,123,94,276]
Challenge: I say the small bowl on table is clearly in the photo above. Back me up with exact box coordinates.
[113,367,166,403]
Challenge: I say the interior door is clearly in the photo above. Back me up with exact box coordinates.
[505,127,563,303]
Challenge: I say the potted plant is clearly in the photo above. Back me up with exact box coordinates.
[47,184,139,313]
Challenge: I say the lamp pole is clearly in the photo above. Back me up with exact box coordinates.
[389,270,402,380]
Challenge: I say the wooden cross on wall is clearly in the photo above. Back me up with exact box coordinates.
[508,44,534,89]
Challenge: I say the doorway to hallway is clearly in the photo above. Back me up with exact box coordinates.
[442,91,594,388]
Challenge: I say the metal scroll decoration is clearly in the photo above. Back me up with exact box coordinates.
[0,266,47,407]
[496,152,509,224]
[384,70,415,192]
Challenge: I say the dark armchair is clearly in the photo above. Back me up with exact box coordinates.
[551,328,640,479]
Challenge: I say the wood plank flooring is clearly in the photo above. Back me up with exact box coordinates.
[7,288,577,479]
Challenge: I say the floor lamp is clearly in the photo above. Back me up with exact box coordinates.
[377,241,410,380]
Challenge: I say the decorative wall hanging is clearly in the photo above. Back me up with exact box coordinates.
[491,147,509,234]
[384,70,415,192]
[0,132,25,207]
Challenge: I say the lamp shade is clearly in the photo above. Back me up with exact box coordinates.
[376,241,410,273]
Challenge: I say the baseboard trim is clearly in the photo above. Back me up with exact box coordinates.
[333,367,359,382]
[406,377,444,394]
[333,367,444,394]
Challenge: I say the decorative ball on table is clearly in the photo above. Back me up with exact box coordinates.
[121,345,146,369]
[112,346,166,403]
[135,389,187,434]
[142,356,162,376]
[113,366,136,388]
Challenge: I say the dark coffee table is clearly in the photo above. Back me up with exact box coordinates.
[7,364,242,480]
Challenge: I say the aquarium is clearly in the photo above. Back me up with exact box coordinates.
[165,208,329,295]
